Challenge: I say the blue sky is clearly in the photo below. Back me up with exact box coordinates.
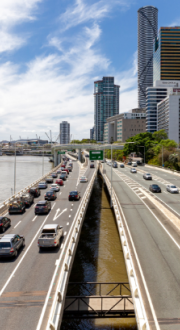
[0,0,180,141]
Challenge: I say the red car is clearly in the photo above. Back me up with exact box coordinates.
[61,164,65,168]
[63,168,69,175]
[56,179,64,186]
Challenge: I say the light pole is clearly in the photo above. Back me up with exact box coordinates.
[42,144,44,176]
[14,142,16,195]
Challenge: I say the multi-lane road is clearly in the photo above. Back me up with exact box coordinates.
[0,158,96,330]
[103,162,180,330]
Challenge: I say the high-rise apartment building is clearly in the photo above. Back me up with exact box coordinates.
[60,121,70,144]
[90,127,94,140]
[94,77,120,142]
[138,6,158,108]
[146,80,180,133]
[154,27,180,83]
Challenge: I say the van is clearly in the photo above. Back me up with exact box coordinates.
[132,162,137,167]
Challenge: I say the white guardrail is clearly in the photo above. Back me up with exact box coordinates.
[47,167,97,330]
[0,162,63,214]
[100,164,149,330]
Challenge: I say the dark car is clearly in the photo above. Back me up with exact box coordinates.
[85,154,89,157]
[120,164,124,168]
[20,193,34,207]
[69,191,80,201]
[90,164,94,168]
[46,176,53,184]
[0,217,11,233]
[44,191,57,201]
[149,184,161,193]
[127,162,132,166]
[60,174,67,181]
[0,234,25,258]
[28,187,41,197]
[35,201,51,214]
[9,200,26,214]
[113,162,117,168]
[51,173,57,178]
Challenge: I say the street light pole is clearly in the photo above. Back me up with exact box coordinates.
[14,143,16,195]
[42,144,44,176]
[162,145,164,167]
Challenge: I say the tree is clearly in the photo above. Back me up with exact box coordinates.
[123,132,155,161]
[153,129,168,142]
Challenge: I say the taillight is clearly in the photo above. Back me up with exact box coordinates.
[37,241,39,245]
[0,224,3,226]
[54,241,57,244]
[10,248,14,253]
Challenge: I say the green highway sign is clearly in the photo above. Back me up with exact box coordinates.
[57,151,65,154]
[67,149,73,151]
[89,150,103,160]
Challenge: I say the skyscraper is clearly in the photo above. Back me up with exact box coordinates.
[138,6,158,108]
[94,77,120,142]
[60,121,70,144]
[154,27,180,82]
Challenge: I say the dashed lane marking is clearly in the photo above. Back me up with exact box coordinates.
[64,232,67,236]
[14,221,21,229]
[32,216,37,222]
[67,222,69,226]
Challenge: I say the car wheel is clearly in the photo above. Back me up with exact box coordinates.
[22,240,25,247]
[9,221,11,227]
[14,250,18,258]
[2,227,5,233]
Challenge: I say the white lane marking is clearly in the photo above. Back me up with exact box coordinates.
[14,221,21,229]
[141,196,146,199]
[0,211,51,297]
[69,215,71,218]
[55,260,59,266]
[59,192,62,195]
[70,209,72,211]
[163,191,168,194]
[32,216,37,222]
[53,208,67,221]
[71,204,73,206]
[60,243,64,249]
[52,203,56,210]
[64,231,67,236]
[67,222,69,226]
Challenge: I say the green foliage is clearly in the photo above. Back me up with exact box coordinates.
[104,149,124,161]
[70,139,97,144]
[153,129,168,142]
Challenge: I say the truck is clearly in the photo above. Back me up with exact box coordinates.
[38,224,63,250]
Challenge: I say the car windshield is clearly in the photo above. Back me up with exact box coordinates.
[152,185,159,188]
[70,191,77,195]
[47,191,53,195]
[0,242,11,248]
[171,186,177,188]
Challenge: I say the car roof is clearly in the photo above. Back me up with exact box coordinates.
[37,201,47,204]
[0,234,16,241]
[43,224,58,229]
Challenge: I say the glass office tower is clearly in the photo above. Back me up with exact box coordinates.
[154,27,180,82]
[94,77,119,142]
[138,6,158,108]
[60,121,70,144]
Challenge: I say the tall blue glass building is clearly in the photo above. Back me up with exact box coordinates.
[94,77,120,142]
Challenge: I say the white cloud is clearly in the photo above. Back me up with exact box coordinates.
[59,0,130,31]
[0,0,42,53]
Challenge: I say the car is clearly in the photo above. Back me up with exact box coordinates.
[127,162,132,166]
[90,164,94,168]
[20,193,34,207]
[91,160,94,162]
[80,176,88,183]
[149,184,161,193]
[46,176,53,184]
[50,184,60,192]
[120,164,124,168]
[28,187,41,197]
[35,201,51,214]
[113,162,118,168]
[132,162,137,167]
[130,168,137,173]
[107,162,112,166]
[60,174,66,181]
[56,170,62,174]
[166,185,179,194]
[67,166,72,172]
[68,163,73,169]
[61,170,68,178]
[9,200,26,214]
[63,168,69,175]
[56,179,64,186]
[61,164,65,168]
[44,190,57,200]
[0,234,25,258]
[0,217,11,233]
[38,182,47,189]
[69,191,80,201]
[143,173,152,180]
[38,224,63,249]
[85,154,89,157]
[51,173,57,178]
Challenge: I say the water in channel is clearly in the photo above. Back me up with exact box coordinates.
[61,175,137,330]
[0,156,53,203]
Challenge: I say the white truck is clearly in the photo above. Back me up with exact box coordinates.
[38,224,63,250]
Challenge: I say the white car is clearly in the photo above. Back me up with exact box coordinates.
[130,168,137,173]
[80,176,88,183]
[50,184,60,192]
[166,184,179,194]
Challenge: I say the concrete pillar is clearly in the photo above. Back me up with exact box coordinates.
[54,150,57,166]
[78,149,81,162]
[57,153,60,165]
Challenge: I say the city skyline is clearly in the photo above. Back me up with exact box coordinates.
[0,0,180,141]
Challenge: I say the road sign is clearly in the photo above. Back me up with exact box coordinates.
[89,150,103,160]
[57,151,65,154]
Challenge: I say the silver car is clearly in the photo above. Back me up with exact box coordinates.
[166,185,179,193]
[143,173,152,180]
[130,168,137,173]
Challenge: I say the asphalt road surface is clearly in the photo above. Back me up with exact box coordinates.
[104,163,180,330]
[0,159,96,330]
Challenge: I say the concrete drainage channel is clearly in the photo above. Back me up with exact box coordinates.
[99,164,149,330]
[0,162,63,215]
[47,168,97,330]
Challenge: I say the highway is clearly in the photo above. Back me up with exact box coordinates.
[0,158,96,330]
[103,162,180,330]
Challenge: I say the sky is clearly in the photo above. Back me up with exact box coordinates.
[0,0,180,142]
